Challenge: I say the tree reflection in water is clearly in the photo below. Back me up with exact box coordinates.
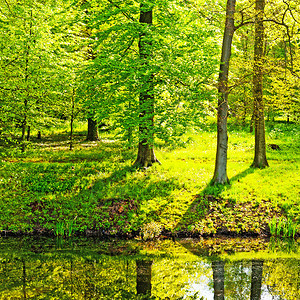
[0,238,299,299]
[250,260,263,300]
[136,260,152,297]
[212,260,225,300]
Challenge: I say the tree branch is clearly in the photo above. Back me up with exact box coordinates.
[106,0,136,22]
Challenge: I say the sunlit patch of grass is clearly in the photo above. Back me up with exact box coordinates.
[0,122,299,236]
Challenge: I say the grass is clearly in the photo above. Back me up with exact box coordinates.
[0,120,299,237]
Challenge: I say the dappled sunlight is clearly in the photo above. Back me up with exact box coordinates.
[0,125,299,237]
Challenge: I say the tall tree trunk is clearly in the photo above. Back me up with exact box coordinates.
[252,0,268,168]
[212,0,236,184]
[136,260,152,296]
[86,118,99,141]
[250,260,264,300]
[134,3,160,168]
[212,260,225,300]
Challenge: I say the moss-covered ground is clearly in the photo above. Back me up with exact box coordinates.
[0,121,299,238]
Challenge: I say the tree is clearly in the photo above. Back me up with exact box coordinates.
[252,0,268,168]
[0,1,56,149]
[79,0,100,142]
[0,0,82,148]
[134,1,160,167]
[212,0,237,184]
[82,0,218,158]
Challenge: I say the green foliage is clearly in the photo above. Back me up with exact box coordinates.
[0,121,299,237]
[0,0,299,239]
[269,217,298,238]
[55,221,65,237]
[269,217,277,236]
[55,219,76,237]
[80,0,219,145]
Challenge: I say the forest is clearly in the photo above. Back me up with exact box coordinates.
[0,0,299,238]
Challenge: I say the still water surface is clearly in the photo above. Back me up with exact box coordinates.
[0,237,299,299]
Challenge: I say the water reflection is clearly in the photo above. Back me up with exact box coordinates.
[250,260,263,300]
[136,260,152,297]
[0,238,299,299]
[212,261,225,300]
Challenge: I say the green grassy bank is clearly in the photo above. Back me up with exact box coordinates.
[0,121,299,238]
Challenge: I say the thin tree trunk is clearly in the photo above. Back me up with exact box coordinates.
[86,118,99,141]
[70,89,75,151]
[212,260,225,300]
[212,0,236,184]
[133,3,160,168]
[21,10,33,152]
[242,86,247,126]
[242,31,249,127]
[21,116,27,142]
[250,260,264,300]
[136,260,152,296]
[252,0,268,168]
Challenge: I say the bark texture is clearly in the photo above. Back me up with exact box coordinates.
[136,260,152,296]
[252,0,268,168]
[86,118,99,141]
[134,3,159,168]
[212,0,236,184]
[212,260,225,300]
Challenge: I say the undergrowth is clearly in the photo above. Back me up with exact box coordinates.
[0,121,299,237]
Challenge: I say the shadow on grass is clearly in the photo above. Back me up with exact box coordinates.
[175,167,257,233]
[60,164,258,236]
[89,163,182,202]
[9,136,136,164]
[201,167,256,197]
[68,163,183,234]
[47,141,135,163]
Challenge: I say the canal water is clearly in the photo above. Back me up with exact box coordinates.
[0,236,299,299]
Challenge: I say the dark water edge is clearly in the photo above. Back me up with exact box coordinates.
[0,227,270,240]
[0,236,300,299]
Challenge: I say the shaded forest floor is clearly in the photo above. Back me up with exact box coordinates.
[0,121,299,239]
